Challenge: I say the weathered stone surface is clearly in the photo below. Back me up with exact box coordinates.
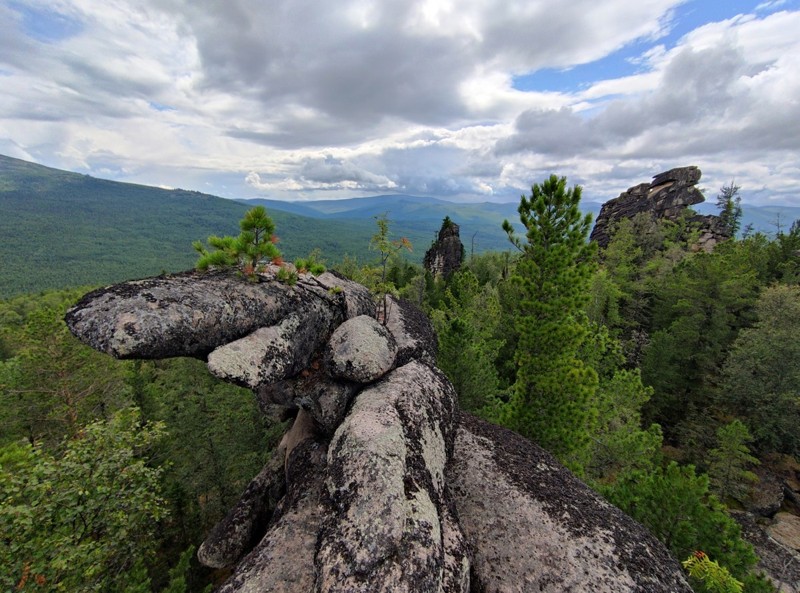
[208,295,337,388]
[66,270,696,593]
[747,468,785,518]
[424,218,464,278]
[691,213,731,253]
[215,439,327,593]
[325,315,398,383]
[312,271,376,319]
[733,511,800,593]
[384,296,437,367]
[450,413,692,592]
[64,269,346,359]
[590,166,728,250]
[770,512,800,553]
[261,369,360,436]
[316,361,465,592]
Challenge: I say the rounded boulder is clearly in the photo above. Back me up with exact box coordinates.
[325,315,397,383]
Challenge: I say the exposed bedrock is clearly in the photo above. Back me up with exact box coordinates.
[66,268,691,592]
[590,165,729,251]
[424,219,464,279]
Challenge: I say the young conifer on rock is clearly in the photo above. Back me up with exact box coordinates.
[193,206,281,277]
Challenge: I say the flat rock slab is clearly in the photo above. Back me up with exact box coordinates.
[65,270,345,359]
[769,512,800,552]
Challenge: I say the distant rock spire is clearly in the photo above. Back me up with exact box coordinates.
[424,216,464,278]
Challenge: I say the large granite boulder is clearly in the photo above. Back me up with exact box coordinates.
[66,267,692,592]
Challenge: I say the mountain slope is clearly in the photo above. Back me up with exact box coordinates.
[0,156,430,298]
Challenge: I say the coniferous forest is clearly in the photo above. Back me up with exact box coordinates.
[2,175,800,592]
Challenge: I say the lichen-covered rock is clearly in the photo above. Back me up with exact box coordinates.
[450,413,693,592]
[325,315,398,383]
[261,368,360,436]
[384,297,437,367]
[316,361,466,592]
[312,271,376,319]
[215,439,327,593]
[208,296,337,388]
[733,511,800,593]
[64,269,347,359]
[66,270,695,593]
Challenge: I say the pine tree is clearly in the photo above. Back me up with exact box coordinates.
[716,182,743,238]
[708,420,759,502]
[491,174,598,472]
[368,214,412,323]
[719,284,800,455]
[431,270,503,412]
[193,206,280,276]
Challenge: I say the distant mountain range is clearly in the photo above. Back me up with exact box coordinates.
[238,195,521,254]
[1,153,798,298]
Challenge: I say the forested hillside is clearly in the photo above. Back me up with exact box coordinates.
[0,155,433,298]
[2,172,799,592]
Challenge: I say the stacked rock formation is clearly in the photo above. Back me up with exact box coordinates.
[423,217,464,278]
[590,166,729,250]
[66,267,692,592]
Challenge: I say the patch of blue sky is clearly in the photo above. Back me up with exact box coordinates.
[512,0,793,94]
[512,43,648,94]
[10,1,83,43]
[149,102,176,112]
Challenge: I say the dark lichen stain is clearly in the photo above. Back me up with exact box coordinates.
[391,298,438,366]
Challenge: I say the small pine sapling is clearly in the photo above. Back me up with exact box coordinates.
[194,206,281,280]
[276,267,298,286]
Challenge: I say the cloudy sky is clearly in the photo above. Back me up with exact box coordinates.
[2,0,799,205]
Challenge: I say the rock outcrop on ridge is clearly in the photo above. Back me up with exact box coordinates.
[423,217,464,279]
[590,166,729,250]
[66,267,692,592]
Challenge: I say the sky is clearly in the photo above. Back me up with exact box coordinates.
[1,0,799,206]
